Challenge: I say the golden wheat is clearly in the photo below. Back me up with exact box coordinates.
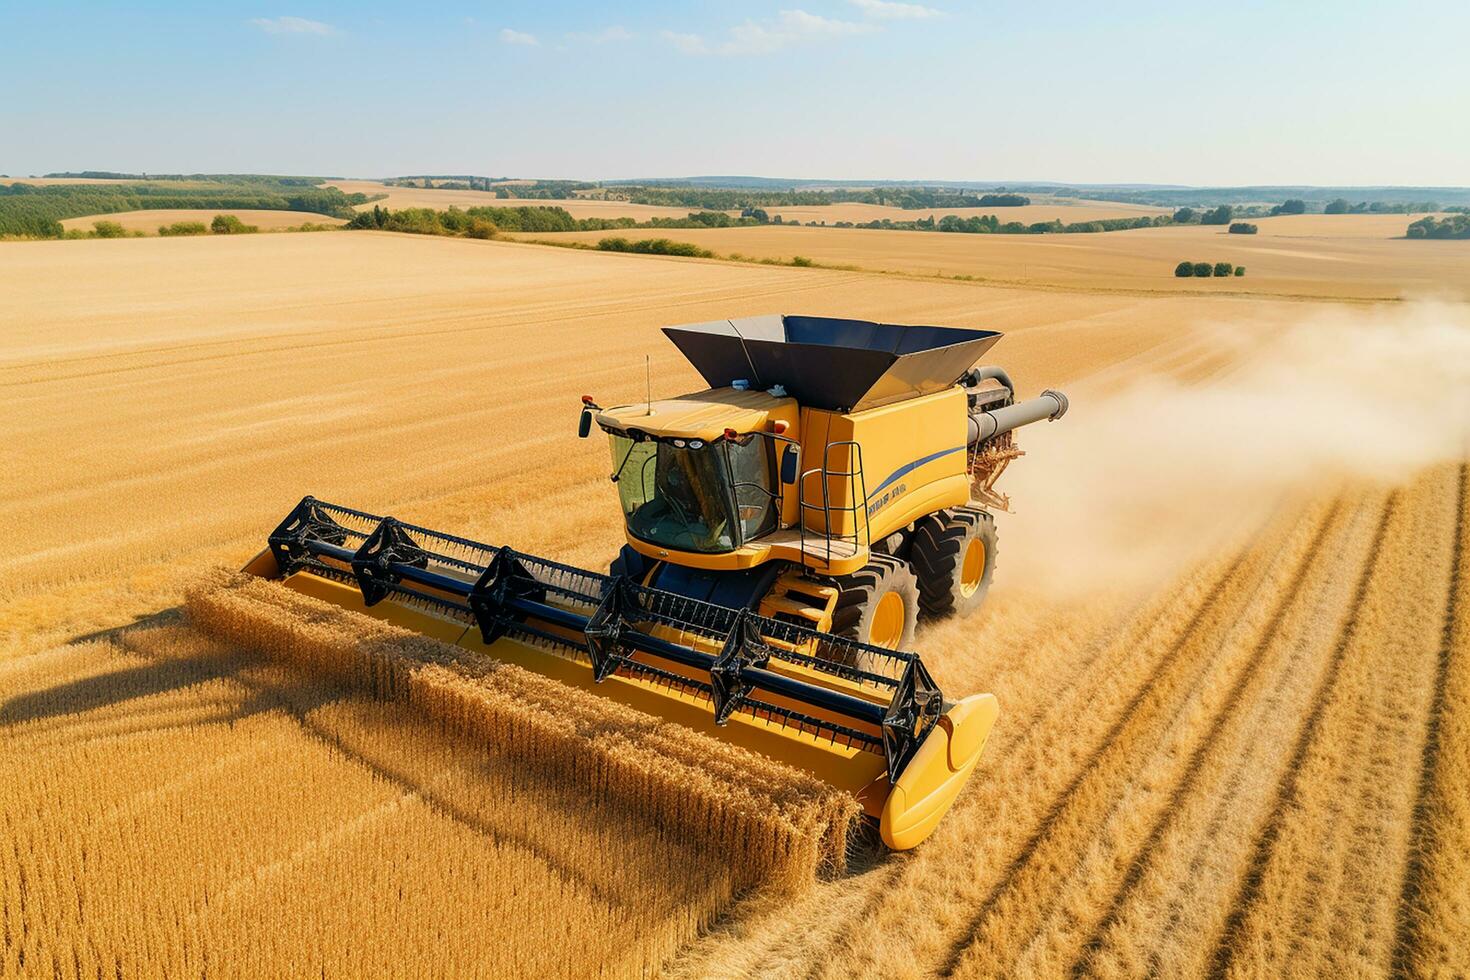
[0,618,843,978]
[183,570,860,883]
[3,229,1468,977]
[1394,463,1470,976]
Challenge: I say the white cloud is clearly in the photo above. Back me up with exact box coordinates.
[569,25,634,44]
[848,0,944,18]
[660,29,710,54]
[249,16,335,36]
[664,9,872,56]
[499,28,539,46]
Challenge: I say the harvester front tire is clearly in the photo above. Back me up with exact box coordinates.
[912,507,996,619]
[832,554,919,650]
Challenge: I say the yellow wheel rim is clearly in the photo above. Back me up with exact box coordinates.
[960,538,986,597]
[870,591,906,649]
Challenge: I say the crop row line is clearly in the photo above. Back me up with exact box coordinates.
[1390,462,1468,977]
[935,504,1333,976]
[1067,498,1350,976]
[1205,491,1400,979]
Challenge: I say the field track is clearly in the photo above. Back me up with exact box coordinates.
[1,233,1467,976]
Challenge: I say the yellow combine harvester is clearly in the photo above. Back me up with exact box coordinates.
[245,315,1066,849]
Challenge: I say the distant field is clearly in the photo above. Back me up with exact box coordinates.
[764,199,1169,225]
[324,180,1173,227]
[511,214,1470,301]
[1236,212,1447,239]
[60,209,346,233]
[325,180,705,220]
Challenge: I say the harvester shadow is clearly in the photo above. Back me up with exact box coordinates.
[16,624,632,905]
[0,644,240,725]
[68,607,185,646]
[221,666,637,907]
[13,617,831,912]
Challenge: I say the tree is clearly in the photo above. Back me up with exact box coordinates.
[1200,205,1233,225]
[1175,261,1194,277]
[211,214,257,234]
[1324,198,1350,214]
[1213,261,1234,277]
[1172,207,1196,224]
[158,221,207,236]
[1192,262,1213,277]
[1234,266,1246,276]
[92,220,126,238]
[464,218,497,239]
[1271,198,1307,216]
[1407,214,1470,239]
[1229,222,1258,235]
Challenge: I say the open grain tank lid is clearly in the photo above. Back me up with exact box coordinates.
[663,314,1003,412]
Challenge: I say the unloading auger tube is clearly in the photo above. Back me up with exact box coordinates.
[243,496,999,850]
[965,367,1070,446]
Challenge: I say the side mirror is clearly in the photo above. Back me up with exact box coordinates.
[577,408,593,439]
[780,445,799,484]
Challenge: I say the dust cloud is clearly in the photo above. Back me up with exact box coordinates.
[997,301,1470,598]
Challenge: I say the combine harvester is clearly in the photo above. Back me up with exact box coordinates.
[246,315,1067,849]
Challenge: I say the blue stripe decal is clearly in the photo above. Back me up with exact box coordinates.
[867,446,966,499]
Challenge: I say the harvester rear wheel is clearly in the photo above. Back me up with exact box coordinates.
[912,507,997,619]
[831,554,919,650]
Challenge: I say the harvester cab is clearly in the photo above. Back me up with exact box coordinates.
[245,314,1066,850]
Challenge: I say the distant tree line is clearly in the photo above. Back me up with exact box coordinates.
[496,181,601,199]
[1324,198,1440,214]
[344,204,766,238]
[605,185,1030,211]
[1040,184,1470,209]
[831,213,1171,235]
[1406,214,1470,240]
[0,179,374,238]
[386,176,503,192]
[43,172,331,186]
[1172,205,1236,225]
[382,177,603,198]
[596,237,713,257]
[1175,261,1245,278]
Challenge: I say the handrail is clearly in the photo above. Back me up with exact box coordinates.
[795,438,870,571]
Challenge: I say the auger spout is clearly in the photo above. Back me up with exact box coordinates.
[968,389,1069,445]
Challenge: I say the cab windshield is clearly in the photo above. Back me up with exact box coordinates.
[610,433,777,553]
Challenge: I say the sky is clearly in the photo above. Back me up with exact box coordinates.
[2,1,1467,186]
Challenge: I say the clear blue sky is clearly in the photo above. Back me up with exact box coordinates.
[2,1,1466,186]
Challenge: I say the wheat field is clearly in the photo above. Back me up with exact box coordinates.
[2,230,1467,977]
[512,215,1470,302]
[58,209,347,233]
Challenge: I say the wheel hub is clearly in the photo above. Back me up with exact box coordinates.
[870,590,906,649]
[960,538,986,597]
